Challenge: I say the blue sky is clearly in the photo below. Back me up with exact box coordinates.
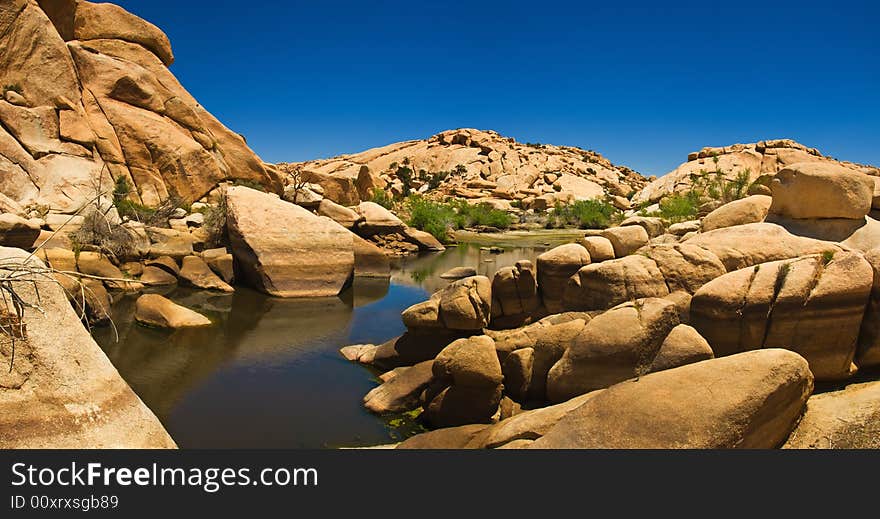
[113,1,877,176]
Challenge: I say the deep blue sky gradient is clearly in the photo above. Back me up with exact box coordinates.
[113,1,878,176]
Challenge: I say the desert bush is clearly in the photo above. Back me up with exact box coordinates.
[405,197,512,242]
[547,199,620,229]
[370,188,395,210]
[201,195,228,248]
[69,209,137,260]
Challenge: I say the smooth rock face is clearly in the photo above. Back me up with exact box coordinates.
[537,243,590,313]
[601,225,649,257]
[354,202,406,236]
[425,336,503,427]
[563,255,668,311]
[352,234,390,278]
[0,1,280,211]
[178,255,233,292]
[580,236,615,262]
[684,222,842,272]
[317,199,362,229]
[402,227,445,251]
[201,248,235,284]
[225,186,354,297]
[784,380,880,449]
[363,360,434,414]
[134,293,211,329]
[639,243,727,294]
[620,216,665,238]
[440,266,477,280]
[546,298,680,402]
[701,195,772,232]
[769,162,874,220]
[691,252,871,380]
[533,349,814,448]
[648,324,714,373]
[0,247,175,448]
[139,265,177,286]
[437,276,492,331]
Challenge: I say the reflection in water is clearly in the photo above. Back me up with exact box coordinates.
[93,234,578,448]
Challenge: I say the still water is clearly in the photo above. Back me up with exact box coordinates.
[93,231,582,448]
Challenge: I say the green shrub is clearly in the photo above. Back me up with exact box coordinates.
[657,191,701,222]
[548,199,620,229]
[369,188,394,210]
[231,178,267,191]
[405,196,513,243]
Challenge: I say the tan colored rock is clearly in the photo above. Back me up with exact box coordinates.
[648,324,714,373]
[532,349,813,448]
[640,243,727,293]
[601,225,649,257]
[438,276,492,330]
[178,255,233,292]
[425,336,503,427]
[684,222,843,272]
[537,243,590,313]
[76,251,138,291]
[364,360,434,414]
[146,228,193,260]
[201,247,234,284]
[354,202,406,236]
[491,260,539,322]
[317,199,363,229]
[668,220,701,235]
[547,298,680,402]
[79,278,111,324]
[402,227,445,251]
[226,186,354,297]
[0,247,175,448]
[563,255,668,311]
[352,234,390,278]
[856,248,880,367]
[71,1,174,65]
[620,216,665,238]
[139,265,177,286]
[691,252,871,380]
[764,213,880,253]
[134,293,211,328]
[701,195,771,232]
[440,267,476,280]
[769,162,874,220]
[784,380,880,449]
[0,213,41,248]
[579,236,615,262]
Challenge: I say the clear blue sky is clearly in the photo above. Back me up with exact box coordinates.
[114,0,877,177]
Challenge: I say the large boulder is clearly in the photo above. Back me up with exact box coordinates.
[701,195,772,232]
[403,276,492,331]
[691,252,872,380]
[402,227,445,251]
[352,234,390,278]
[546,298,681,402]
[769,162,874,220]
[363,360,434,414]
[536,243,590,313]
[532,349,813,448]
[639,243,727,293]
[134,293,211,329]
[648,324,714,372]
[424,336,503,427]
[562,255,668,311]
[0,247,175,448]
[580,236,615,262]
[490,260,539,326]
[178,255,234,292]
[225,186,354,297]
[0,1,280,212]
[784,380,880,449]
[683,222,843,271]
[317,199,363,229]
[601,225,649,257]
[354,202,406,236]
[620,216,665,238]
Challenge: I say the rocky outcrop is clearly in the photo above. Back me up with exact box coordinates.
[634,139,877,205]
[423,336,503,427]
[278,128,648,207]
[857,248,880,367]
[545,298,684,402]
[490,260,539,327]
[701,195,771,232]
[533,349,813,448]
[401,275,491,331]
[178,255,234,292]
[536,243,590,313]
[0,247,175,447]
[225,186,355,297]
[600,225,649,257]
[0,1,280,212]
[690,252,872,380]
[363,360,434,414]
[768,162,874,220]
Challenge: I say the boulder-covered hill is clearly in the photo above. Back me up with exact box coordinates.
[277,128,649,210]
[634,138,879,205]
[0,0,281,214]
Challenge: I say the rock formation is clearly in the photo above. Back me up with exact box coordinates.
[0,0,281,214]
